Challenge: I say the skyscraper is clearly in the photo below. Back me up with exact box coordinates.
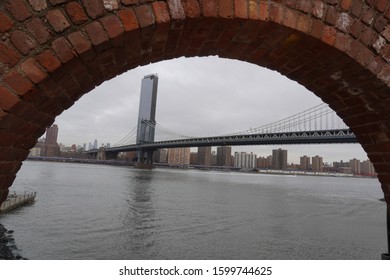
[136,74,158,144]
[216,146,232,167]
[272,149,287,170]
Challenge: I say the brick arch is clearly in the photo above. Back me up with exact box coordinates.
[0,0,389,206]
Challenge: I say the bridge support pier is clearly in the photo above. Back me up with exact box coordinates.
[135,149,155,169]
[381,201,390,260]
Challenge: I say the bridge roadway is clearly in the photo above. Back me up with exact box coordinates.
[87,129,358,154]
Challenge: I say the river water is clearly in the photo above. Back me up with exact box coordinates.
[0,160,386,259]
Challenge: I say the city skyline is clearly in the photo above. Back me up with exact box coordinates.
[54,56,369,164]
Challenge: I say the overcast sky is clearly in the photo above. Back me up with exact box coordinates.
[54,56,368,164]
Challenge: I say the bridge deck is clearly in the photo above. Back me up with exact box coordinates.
[86,129,358,154]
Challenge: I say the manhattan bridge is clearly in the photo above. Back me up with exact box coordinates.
[86,74,357,163]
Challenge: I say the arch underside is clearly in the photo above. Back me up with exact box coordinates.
[0,0,389,206]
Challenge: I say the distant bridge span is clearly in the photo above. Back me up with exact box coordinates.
[87,129,357,154]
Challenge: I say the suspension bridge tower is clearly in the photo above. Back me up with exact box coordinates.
[136,74,159,167]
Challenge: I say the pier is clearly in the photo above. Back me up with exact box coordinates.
[0,192,36,214]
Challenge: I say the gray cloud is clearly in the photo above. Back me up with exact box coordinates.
[55,56,368,163]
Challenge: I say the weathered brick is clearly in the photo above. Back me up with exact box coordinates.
[356,46,373,66]
[311,19,324,39]
[248,0,260,20]
[0,42,21,67]
[297,13,311,33]
[219,0,234,18]
[68,32,92,55]
[234,0,248,19]
[6,0,32,21]
[201,0,218,17]
[10,30,36,55]
[101,14,124,39]
[383,26,390,42]
[182,0,201,18]
[376,0,389,12]
[351,0,363,17]
[312,0,326,19]
[0,12,14,32]
[52,37,76,63]
[322,25,337,45]
[28,0,47,11]
[350,20,364,39]
[361,26,375,45]
[117,8,139,31]
[367,55,385,75]
[374,16,387,33]
[297,0,312,13]
[85,22,109,48]
[340,0,352,11]
[325,5,337,26]
[65,2,89,25]
[336,12,352,33]
[3,71,34,97]
[378,64,390,84]
[348,39,364,59]
[103,0,120,11]
[0,86,20,111]
[21,58,48,84]
[82,0,105,19]
[269,2,283,23]
[284,8,298,29]
[26,18,51,44]
[167,0,186,21]
[47,9,71,33]
[36,50,62,72]
[362,8,376,25]
[134,5,155,28]
[152,2,171,23]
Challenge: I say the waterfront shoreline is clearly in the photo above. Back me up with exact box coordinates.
[26,156,377,180]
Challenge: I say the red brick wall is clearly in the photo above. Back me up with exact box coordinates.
[0,0,389,205]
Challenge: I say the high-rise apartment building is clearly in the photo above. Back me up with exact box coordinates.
[153,149,167,163]
[312,155,323,172]
[300,155,311,171]
[45,124,58,144]
[216,146,232,166]
[361,160,375,176]
[167,147,190,166]
[257,156,272,169]
[197,147,212,166]
[234,152,257,168]
[190,152,198,165]
[272,149,287,170]
[350,158,361,174]
[42,124,60,157]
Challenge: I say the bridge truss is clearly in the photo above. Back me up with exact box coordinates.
[88,103,357,154]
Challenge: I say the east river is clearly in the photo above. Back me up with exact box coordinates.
[0,160,387,259]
